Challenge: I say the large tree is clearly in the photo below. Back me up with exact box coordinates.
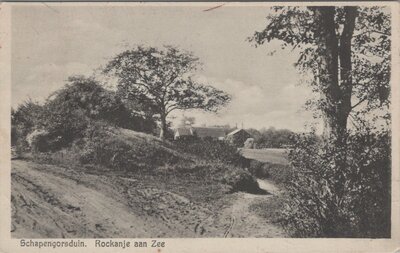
[103,46,231,139]
[250,7,391,236]
[250,6,391,143]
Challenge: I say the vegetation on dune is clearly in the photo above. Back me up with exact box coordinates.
[11,71,259,195]
[12,76,158,153]
[251,6,391,237]
[281,130,391,237]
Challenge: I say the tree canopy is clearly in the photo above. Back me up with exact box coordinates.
[250,6,391,139]
[103,45,231,139]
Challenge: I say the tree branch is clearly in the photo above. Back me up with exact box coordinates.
[351,96,368,109]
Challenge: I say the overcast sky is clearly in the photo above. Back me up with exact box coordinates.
[12,4,317,132]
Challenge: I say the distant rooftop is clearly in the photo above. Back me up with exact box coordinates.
[175,127,226,138]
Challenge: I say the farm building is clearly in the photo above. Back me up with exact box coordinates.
[226,128,252,147]
[174,127,226,140]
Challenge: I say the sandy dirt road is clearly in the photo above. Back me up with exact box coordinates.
[221,179,287,238]
[11,160,286,238]
[11,160,167,238]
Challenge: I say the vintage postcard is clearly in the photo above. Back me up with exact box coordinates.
[0,1,399,252]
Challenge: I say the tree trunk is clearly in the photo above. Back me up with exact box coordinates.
[313,6,357,144]
[159,113,167,140]
[313,7,341,139]
[338,6,358,138]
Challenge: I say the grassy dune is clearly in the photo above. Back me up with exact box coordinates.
[12,128,289,238]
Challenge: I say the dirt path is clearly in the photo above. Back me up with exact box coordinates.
[11,160,169,238]
[221,179,287,238]
[11,160,286,238]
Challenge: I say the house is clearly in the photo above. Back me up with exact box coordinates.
[174,127,226,140]
[226,128,252,147]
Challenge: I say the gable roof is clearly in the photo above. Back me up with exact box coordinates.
[227,128,249,136]
[192,127,226,138]
[175,127,226,138]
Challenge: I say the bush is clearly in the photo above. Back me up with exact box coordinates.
[253,127,295,149]
[26,129,51,152]
[220,165,261,193]
[262,163,292,185]
[16,76,158,153]
[175,138,249,167]
[247,160,292,184]
[247,160,268,178]
[280,130,391,238]
[76,124,180,171]
[11,100,44,152]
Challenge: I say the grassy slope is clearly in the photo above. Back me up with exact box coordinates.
[13,128,283,238]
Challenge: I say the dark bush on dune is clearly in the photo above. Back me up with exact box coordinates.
[11,100,44,153]
[73,124,180,171]
[33,123,181,172]
[174,138,249,167]
[173,139,263,193]
[221,168,261,194]
[12,76,158,153]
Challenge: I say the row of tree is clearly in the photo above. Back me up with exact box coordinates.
[247,127,294,148]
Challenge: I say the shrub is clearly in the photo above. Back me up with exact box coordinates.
[26,129,50,152]
[220,165,261,194]
[20,76,158,153]
[247,160,292,184]
[254,127,295,148]
[11,100,44,151]
[76,124,180,171]
[247,160,268,178]
[175,138,249,167]
[280,130,391,238]
[262,163,292,185]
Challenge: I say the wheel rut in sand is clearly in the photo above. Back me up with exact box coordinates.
[222,179,287,238]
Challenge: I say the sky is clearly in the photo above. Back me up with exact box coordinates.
[12,4,317,132]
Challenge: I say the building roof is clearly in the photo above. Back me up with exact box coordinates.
[227,128,245,136]
[175,127,226,138]
[192,127,226,138]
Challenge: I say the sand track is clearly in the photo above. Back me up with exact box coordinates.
[11,160,286,238]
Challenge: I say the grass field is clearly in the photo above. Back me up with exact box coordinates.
[240,148,289,165]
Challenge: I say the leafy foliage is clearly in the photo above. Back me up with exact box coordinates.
[248,160,292,185]
[250,7,391,128]
[175,138,248,167]
[281,130,391,237]
[247,127,295,148]
[221,167,262,194]
[11,100,44,151]
[76,124,180,171]
[103,45,231,139]
[13,76,157,152]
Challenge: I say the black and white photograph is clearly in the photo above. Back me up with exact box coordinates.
[1,1,399,247]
